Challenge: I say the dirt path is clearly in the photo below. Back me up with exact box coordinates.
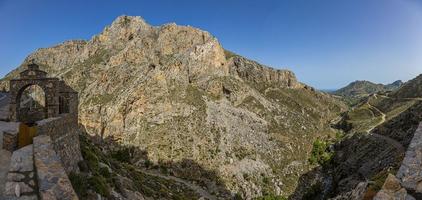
[139,169,217,200]
[364,96,405,153]
[366,102,386,133]
[375,94,422,101]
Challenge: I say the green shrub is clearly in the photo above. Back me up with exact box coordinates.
[111,147,134,163]
[99,166,111,179]
[82,147,100,172]
[69,172,89,198]
[234,193,243,200]
[309,139,333,166]
[88,176,110,197]
[255,194,287,200]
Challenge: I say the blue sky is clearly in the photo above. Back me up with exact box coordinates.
[0,0,421,89]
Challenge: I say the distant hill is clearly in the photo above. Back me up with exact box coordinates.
[334,80,403,98]
[390,74,422,98]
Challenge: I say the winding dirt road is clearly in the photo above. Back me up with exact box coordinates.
[366,102,386,133]
[365,95,405,153]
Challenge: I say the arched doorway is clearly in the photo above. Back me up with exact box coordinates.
[16,84,47,123]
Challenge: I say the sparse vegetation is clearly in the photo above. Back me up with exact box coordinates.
[69,172,89,197]
[224,49,238,60]
[255,194,287,200]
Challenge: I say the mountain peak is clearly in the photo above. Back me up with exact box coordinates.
[110,15,150,30]
[96,15,153,45]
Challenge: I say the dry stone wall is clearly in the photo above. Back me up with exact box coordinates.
[3,145,38,200]
[374,122,422,199]
[37,114,82,174]
[33,135,78,200]
[3,135,79,200]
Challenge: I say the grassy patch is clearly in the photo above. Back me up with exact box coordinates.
[88,176,111,197]
[69,172,89,198]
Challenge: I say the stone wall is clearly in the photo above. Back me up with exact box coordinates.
[396,122,422,198]
[3,135,79,200]
[3,131,17,152]
[37,114,82,174]
[3,145,38,200]
[33,135,78,200]
[374,122,422,199]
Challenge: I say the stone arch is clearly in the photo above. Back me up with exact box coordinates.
[9,63,60,122]
[9,63,78,122]
[16,84,47,122]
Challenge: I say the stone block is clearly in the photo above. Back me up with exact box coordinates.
[4,182,34,196]
[3,131,18,152]
[9,145,33,172]
[7,173,25,182]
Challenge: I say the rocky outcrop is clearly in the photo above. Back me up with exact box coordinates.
[329,182,369,200]
[374,174,415,200]
[228,56,302,89]
[391,74,422,99]
[0,15,346,198]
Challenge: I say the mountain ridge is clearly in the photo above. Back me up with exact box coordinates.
[0,15,346,199]
[333,80,403,98]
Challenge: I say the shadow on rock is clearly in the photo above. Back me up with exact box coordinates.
[71,124,233,200]
[291,102,422,200]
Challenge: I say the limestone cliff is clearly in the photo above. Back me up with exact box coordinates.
[0,16,346,199]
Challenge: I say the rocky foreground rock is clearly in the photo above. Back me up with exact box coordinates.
[0,16,346,198]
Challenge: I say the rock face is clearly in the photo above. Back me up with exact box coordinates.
[374,174,415,200]
[0,16,346,198]
[228,56,302,89]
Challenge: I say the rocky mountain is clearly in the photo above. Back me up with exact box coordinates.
[390,74,422,99]
[0,16,346,199]
[333,80,403,98]
[384,80,403,91]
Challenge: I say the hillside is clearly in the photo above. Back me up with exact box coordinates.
[0,16,347,199]
[333,80,402,104]
[312,74,422,199]
[390,74,422,99]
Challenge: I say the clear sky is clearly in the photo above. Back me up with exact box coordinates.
[0,0,421,89]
